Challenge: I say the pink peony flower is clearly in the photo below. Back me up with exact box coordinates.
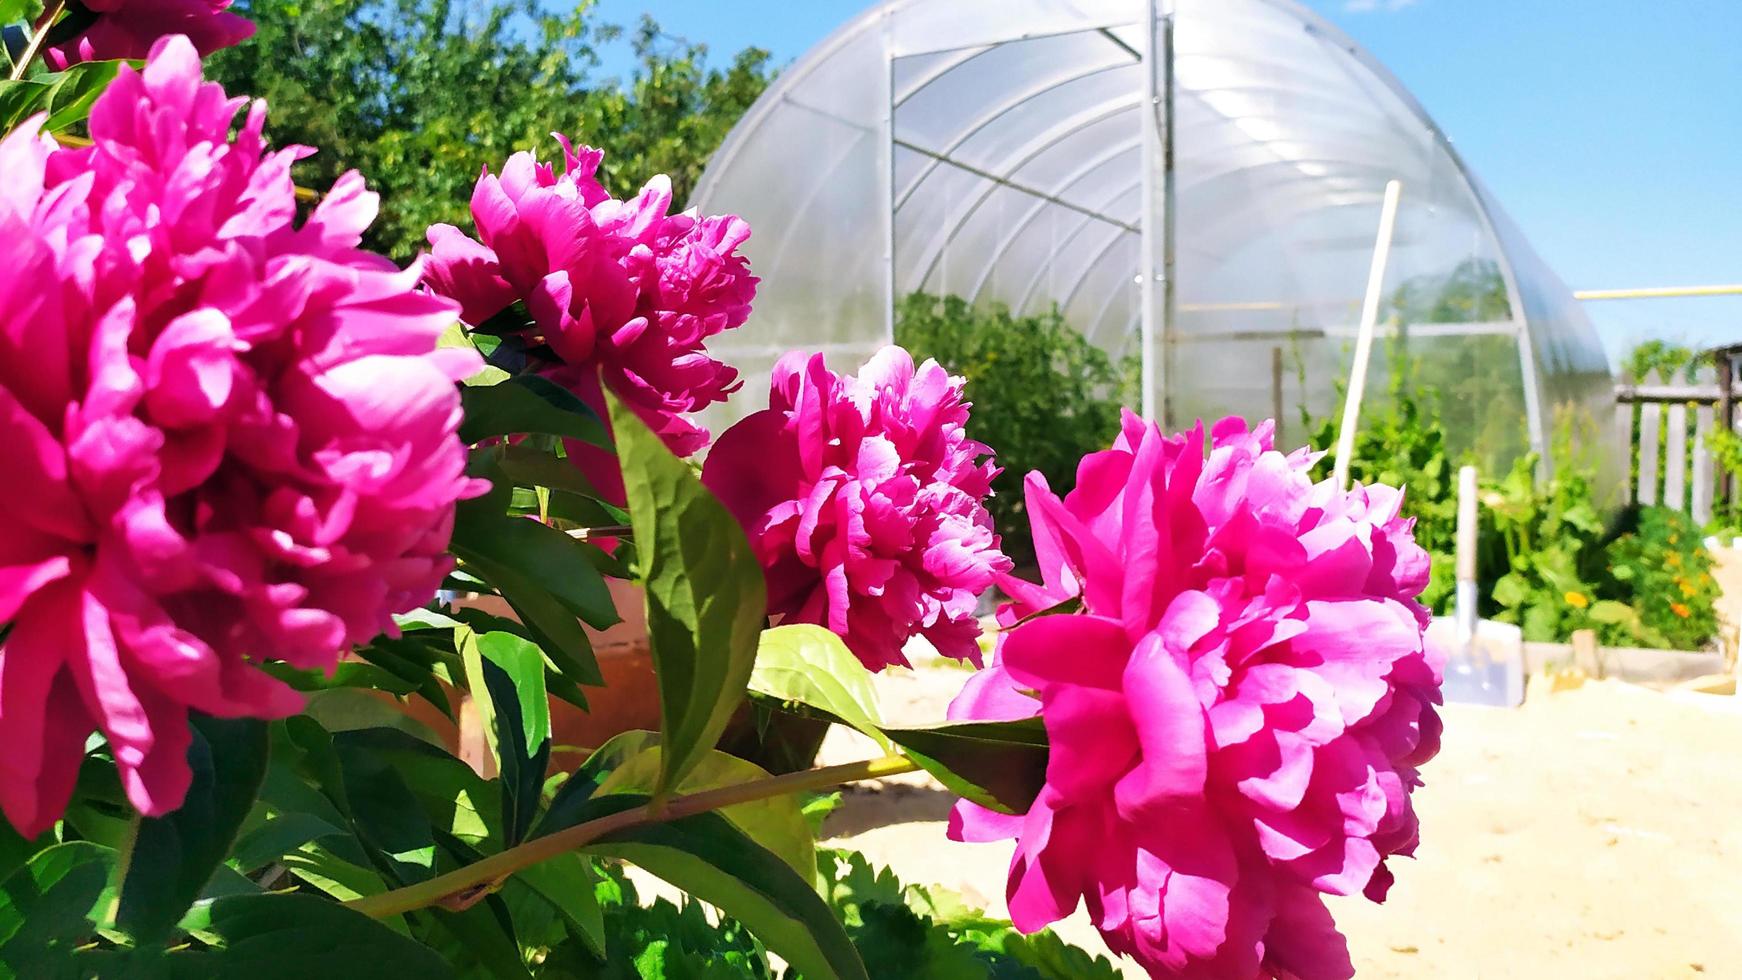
[0,37,483,836]
[702,347,1011,671]
[948,414,1442,979]
[423,138,756,499]
[45,0,254,69]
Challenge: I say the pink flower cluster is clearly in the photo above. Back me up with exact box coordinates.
[46,0,254,69]
[703,347,1010,671]
[950,414,1442,979]
[423,139,756,496]
[0,38,482,836]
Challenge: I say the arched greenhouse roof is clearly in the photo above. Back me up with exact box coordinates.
[693,0,1615,486]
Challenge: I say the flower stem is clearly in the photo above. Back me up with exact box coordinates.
[343,753,922,920]
[8,1,64,82]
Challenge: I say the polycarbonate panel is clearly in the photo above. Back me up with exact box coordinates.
[692,0,1614,485]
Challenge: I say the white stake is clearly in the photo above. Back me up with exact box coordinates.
[1455,464,1479,649]
[1332,179,1403,490]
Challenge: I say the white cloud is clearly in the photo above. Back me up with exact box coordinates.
[1344,0,1419,11]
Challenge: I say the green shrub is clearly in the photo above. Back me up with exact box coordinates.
[1603,508,1720,650]
[1312,349,1720,649]
[896,292,1137,569]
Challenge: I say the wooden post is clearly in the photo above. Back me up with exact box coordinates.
[1693,404,1715,525]
[1638,387,1662,507]
[1720,352,1735,504]
[1615,367,1635,505]
[1571,629,1602,680]
[1271,346,1285,444]
[1665,401,1688,512]
[1455,465,1479,648]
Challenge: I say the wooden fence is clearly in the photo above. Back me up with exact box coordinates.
[1615,366,1738,524]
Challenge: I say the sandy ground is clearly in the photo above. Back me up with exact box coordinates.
[815,665,1742,978]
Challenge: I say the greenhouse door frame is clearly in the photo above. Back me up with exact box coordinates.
[876,1,1176,426]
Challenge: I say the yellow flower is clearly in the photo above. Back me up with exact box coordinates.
[1680,580,1698,598]
[1564,591,1589,609]
[1671,602,1692,619]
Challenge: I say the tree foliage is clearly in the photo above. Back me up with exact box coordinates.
[207,0,773,258]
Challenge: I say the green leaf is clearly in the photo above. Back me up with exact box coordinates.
[0,60,124,133]
[231,811,348,872]
[451,499,619,631]
[514,854,605,958]
[746,626,1047,814]
[459,374,609,447]
[461,629,552,845]
[593,733,815,880]
[42,59,122,130]
[0,79,51,133]
[188,892,455,977]
[881,719,1049,816]
[302,688,446,746]
[485,442,605,500]
[750,625,891,753]
[117,716,269,944]
[1587,599,1639,627]
[583,795,868,980]
[609,389,767,797]
[0,842,117,970]
[0,1,45,27]
[333,728,502,853]
[0,819,47,887]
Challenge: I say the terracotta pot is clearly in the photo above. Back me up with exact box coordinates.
[395,579,659,777]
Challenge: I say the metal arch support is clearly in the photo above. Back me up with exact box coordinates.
[894,58,1142,212]
[1013,182,1142,314]
[1055,215,1142,315]
[892,43,996,107]
[901,96,1145,298]
[963,137,1145,302]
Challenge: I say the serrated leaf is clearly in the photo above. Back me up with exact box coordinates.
[750,625,890,753]
[117,715,269,944]
[459,374,609,447]
[609,389,766,797]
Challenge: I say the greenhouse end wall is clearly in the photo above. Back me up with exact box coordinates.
[692,0,1616,497]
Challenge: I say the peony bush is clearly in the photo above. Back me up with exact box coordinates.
[0,9,1441,980]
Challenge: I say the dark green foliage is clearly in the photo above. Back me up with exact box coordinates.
[896,292,1137,568]
[1313,353,1719,648]
[555,851,1124,980]
[206,1,773,259]
[1622,339,1699,382]
[1603,508,1720,650]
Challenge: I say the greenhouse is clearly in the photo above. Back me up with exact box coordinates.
[693,0,1615,483]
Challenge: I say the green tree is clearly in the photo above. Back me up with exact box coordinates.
[207,1,772,258]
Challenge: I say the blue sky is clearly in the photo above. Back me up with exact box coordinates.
[591,0,1742,363]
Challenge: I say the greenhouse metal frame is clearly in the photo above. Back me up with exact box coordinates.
[693,0,1615,485]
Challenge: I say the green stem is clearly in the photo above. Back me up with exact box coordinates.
[8,1,64,82]
[344,753,922,920]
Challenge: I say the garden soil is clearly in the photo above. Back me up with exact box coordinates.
[816,666,1742,978]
